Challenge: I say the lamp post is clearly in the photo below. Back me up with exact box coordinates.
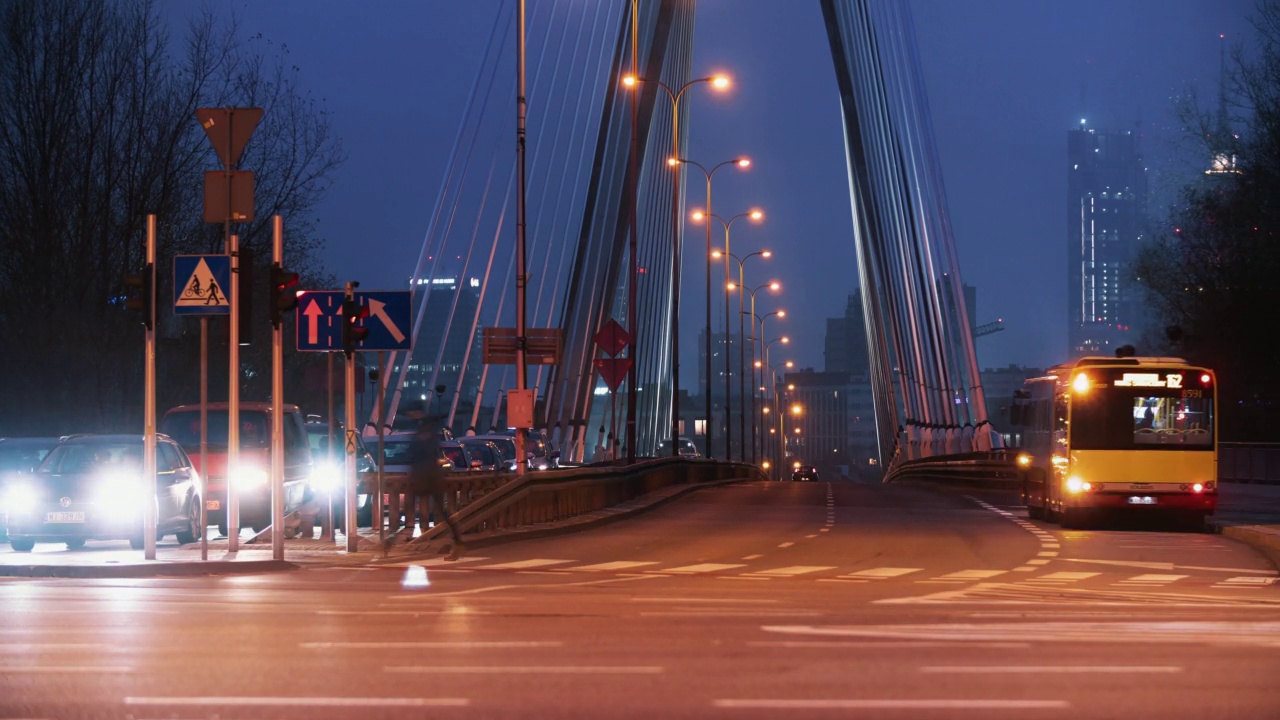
[622,72,730,456]
[763,338,790,477]
[724,273,778,465]
[693,209,763,460]
[680,157,750,460]
[751,308,786,464]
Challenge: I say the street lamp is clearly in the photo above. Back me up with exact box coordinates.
[693,208,763,460]
[622,71,731,456]
[749,308,785,464]
[763,337,791,478]
[722,269,776,464]
[680,156,751,460]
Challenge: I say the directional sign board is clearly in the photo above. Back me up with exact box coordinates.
[173,255,232,316]
[295,290,412,352]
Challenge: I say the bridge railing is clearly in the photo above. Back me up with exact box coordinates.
[363,458,764,546]
[1219,443,1280,485]
[883,449,1020,487]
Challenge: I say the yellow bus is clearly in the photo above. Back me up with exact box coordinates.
[1016,356,1217,529]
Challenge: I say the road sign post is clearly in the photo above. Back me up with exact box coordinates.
[343,282,359,553]
[270,216,285,562]
[143,215,158,560]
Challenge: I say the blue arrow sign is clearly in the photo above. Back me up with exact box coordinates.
[295,290,412,352]
[173,255,231,316]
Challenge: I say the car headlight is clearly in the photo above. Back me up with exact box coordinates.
[310,463,341,494]
[96,473,145,515]
[231,466,269,489]
[4,483,38,513]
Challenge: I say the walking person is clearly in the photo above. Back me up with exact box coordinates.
[406,401,464,560]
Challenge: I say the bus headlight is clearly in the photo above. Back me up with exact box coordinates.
[1066,476,1091,494]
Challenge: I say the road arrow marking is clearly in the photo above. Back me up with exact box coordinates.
[368,299,405,343]
[303,299,324,345]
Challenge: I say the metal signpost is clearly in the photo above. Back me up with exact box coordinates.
[142,216,158,560]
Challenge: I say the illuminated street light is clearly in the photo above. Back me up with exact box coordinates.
[622,71,732,457]
[679,156,752,460]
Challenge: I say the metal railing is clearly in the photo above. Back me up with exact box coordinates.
[363,458,764,545]
[883,449,1020,487]
[1219,443,1280,485]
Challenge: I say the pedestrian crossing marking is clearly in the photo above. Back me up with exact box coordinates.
[937,570,1006,580]
[659,563,746,574]
[473,559,574,570]
[1221,576,1276,585]
[1117,574,1188,584]
[568,561,660,572]
[842,568,921,579]
[1029,572,1099,582]
[748,566,838,577]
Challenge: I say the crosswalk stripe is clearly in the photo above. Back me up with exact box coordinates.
[1221,576,1277,585]
[937,570,1006,580]
[1117,574,1189,584]
[659,563,747,574]
[386,557,489,567]
[841,568,921,579]
[566,561,660,572]
[1029,572,1100,581]
[472,559,574,570]
[747,566,838,577]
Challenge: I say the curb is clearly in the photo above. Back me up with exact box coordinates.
[377,478,746,561]
[1212,522,1280,572]
[0,559,297,579]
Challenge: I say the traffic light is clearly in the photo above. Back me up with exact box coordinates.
[341,298,369,354]
[269,263,300,326]
[123,263,154,330]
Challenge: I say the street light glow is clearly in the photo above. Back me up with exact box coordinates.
[736,157,751,168]
[768,281,781,291]
[761,250,772,258]
[781,336,790,344]
[667,157,678,167]
[692,210,706,222]
[727,282,737,291]
[749,210,764,221]
[711,250,722,258]
[785,361,794,368]
[711,75,731,89]
[622,75,637,88]
[791,404,802,415]
[777,310,786,318]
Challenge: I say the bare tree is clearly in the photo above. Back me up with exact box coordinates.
[0,0,343,435]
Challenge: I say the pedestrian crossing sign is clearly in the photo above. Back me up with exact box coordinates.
[173,254,232,316]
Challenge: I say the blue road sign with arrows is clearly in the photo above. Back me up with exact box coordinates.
[295,290,412,352]
[173,255,231,316]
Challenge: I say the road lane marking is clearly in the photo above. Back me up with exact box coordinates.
[381,557,489,567]
[300,641,562,649]
[383,573,659,601]
[816,578,867,583]
[0,644,107,651]
[748,641,1031,649]
[741,554,764,560]
[921,665,1181,674]
[777,542,795,548]
[713,699,1069,710]
[124,697,467,707]
[1116,575,1189,584]
[656,563,746,574]
[385,665,663,674]
[936,570,1007,580]
[748,566,837,577]
[1221,576,1277,585]
[1025,559,1051,566]
[1028,572,1099,582]
[631,597,778,603]
[840,567,920,579]
[717,576,772,581]
[565,561,660,572]
[641,610,822,617]
[1038,551,1059,557]
[1060,558,1273,574]
[0,666,132,673]
[318,610,492,616]
[472,559,574,570]
[805,534,818,539]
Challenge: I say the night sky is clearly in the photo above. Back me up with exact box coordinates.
[182,0,1254,380]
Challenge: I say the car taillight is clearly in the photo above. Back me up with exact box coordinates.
[1200,373,1212,386]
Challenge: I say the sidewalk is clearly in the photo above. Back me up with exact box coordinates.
[1211,482,1280,569]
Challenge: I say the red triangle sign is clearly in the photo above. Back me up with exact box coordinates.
[594,357,633,391]
[592,319,632,357]
[196,107,264,168]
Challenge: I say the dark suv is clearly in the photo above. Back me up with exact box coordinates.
[792,465,819,482]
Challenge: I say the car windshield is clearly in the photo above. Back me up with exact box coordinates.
[381,439,416,465]
[39,442,141,475]
[160,410,271,450]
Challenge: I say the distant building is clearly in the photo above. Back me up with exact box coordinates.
[778,368,878,480]
[980,364,1043,446]
[1067,122,1148,357]
[401,276,483,411]
[825,294,869,375]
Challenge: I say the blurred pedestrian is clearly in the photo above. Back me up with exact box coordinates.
[406,401,464,560]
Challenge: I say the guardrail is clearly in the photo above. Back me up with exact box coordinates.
[882,449,1020,487]
[1219,443,1280,485]
[362,458,764,546]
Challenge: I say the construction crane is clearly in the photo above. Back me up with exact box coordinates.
[974,318,1005,339]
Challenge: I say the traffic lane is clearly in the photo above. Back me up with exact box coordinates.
[3,576,1280,719]
[414,481,1043,583]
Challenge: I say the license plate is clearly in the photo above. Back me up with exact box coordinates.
[45,511,85,523]
[1128,496,1156,505]
[206,500,221,510]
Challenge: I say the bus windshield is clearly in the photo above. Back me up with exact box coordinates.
[1071,385,1213,451]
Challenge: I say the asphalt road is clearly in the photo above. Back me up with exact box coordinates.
[2,480,1278,719]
